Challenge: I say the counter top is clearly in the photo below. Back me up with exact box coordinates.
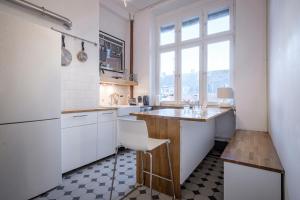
[61,107,117,114]
[221,130,284,173]
[131,107,232,122]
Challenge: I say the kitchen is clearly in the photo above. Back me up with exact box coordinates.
[0,0,299,200]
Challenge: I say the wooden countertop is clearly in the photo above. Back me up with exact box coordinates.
[131,107,232,122]
[221,130,284,173]
[62,107,117,114]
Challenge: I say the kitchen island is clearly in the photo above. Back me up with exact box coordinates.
[131,107,233,198]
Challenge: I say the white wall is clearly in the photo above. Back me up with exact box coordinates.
[133,9,156,102]
[234,0,268,131]
[268,0,300,199]
[99,3,130,71]
[0,0,100,110]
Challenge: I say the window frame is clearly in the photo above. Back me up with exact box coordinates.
[156,0,234,105]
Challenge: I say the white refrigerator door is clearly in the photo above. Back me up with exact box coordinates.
[0,12,60,124]
[0,119,61,200]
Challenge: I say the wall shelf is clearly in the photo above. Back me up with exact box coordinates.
[100,76,138,86]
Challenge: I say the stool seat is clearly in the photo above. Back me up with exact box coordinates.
[147,138,170,151]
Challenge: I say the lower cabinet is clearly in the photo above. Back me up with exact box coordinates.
[62,124,97,173]
[97,111,117,159]
[97,120,116,159]
[61,111,117,173]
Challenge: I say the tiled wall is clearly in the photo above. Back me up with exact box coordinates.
[99,84,130,106]
[60,32,99,110]
[61,63,99,109]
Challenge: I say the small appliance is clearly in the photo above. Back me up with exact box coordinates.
[143,95,150,106]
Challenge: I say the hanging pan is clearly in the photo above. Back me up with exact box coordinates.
[77,41,88,62]
[61,35,72,66]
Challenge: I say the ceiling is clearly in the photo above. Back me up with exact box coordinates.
[101,0,200,19]
[111,0,167,13]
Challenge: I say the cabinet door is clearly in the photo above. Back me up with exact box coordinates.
[62,124,97,173]
[97,121,116,159]
[80,124,97,166]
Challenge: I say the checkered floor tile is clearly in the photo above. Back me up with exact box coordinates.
[34,149,224,200]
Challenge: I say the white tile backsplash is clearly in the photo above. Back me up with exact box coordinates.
[99,84,130,106]
[61,65,99,110]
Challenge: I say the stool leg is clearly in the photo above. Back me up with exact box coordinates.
[110,147,119,200]
[141,151,145,185]
[166,142,176,199]
[146,152,153,199]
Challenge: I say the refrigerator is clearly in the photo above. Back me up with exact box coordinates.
[0,12,62,200]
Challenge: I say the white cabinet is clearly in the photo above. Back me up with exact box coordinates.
[97,111,117,159]
[61,110,117,173]
[224,162,281,200]
[61,112,97,173]
[180,120,215,184]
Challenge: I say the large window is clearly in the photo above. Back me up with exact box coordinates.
[157,4,233,104]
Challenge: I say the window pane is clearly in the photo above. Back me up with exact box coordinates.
[207,9,230,35]
[207,40,230,102]
[181,17,200,41]
[181,46,200,102]
[160,51,175,101]
[160,24,175,45]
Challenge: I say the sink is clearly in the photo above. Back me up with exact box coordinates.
[99,105,141,116]
[117,105,141,117]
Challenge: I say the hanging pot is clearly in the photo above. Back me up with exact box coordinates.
[77,41,88,62]
[61,35,72,66]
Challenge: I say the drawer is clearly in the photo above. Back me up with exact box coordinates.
[98,110,116,122]
[61,112,97,128]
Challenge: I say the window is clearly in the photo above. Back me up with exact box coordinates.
[160,51,176,101]
[181,17,200,41]
[157,3,233,104]
[160,24,175,46]
[207,9,230,35]
[207,40,230,102]
[181,46,200,101]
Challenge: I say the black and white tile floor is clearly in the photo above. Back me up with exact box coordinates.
[34,149,224,200]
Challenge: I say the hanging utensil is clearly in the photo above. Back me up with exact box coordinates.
[61,35,72,66]
[77,41,88,62]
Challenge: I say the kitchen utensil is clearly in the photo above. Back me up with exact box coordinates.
[77,41,88,62]
[61,35,72,66]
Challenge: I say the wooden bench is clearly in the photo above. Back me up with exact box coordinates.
[221,130,284,200]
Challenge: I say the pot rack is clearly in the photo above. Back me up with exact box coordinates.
[51,27,98,47]
[6,0,72,29]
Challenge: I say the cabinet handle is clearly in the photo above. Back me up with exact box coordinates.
[73,115,88,118]
[102,112,113,115]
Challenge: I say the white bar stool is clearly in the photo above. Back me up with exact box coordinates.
[109,118,176,200]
